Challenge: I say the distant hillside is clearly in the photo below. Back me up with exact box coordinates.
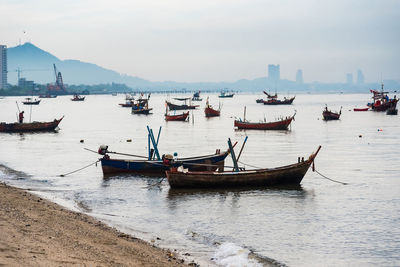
[7,43,150,88]
[7,42,398,92]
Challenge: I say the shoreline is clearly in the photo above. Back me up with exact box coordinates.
[0,182,191,266]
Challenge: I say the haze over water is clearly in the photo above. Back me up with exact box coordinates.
[1,93,399,266]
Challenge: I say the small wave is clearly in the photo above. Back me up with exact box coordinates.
[0,163,30,180]
[212,243,263,267]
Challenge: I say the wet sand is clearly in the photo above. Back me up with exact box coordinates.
[0,182,189,266]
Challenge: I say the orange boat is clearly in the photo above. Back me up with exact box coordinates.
[165,111,189,121]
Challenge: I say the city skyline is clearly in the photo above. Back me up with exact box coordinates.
[1,0,399,83]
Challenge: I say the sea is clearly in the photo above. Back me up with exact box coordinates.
[1,93,399,266]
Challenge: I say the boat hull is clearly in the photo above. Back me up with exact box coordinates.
[353,108,369,111]
[263,97,295,105]
[205,107,220,117]
[166,101,198,110]
[101,152,228,176]
[165,112,189,121]
[22,100,41,105]
[323,111,340,120]
[0,117,64,133]
[234,116,293,130]
[166,148,320,188]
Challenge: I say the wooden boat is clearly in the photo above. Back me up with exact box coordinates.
[218,91,234,98]
[256,99,264,103]
[263,96,295,105]
[166,145,321,188]
[353,107,369,111]
[131,98,152,114]
[262,91,295,105]
[368,85,398,112]
[22,98,41,105]
[323,106,341,120]
[166,101,199,110]
[165,111,189,121]
[71,94,85,101]
[0,116,64,133]
[204,97,220,117]
[234,115,294,130]
[99,126,230,176]
[234,107,295,130]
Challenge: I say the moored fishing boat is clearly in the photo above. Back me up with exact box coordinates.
[218,90,234,98]
[323,105,341,120]
[0,116,64,133]
[98,126,230,176]
[234,107,295,130]
[368,83,398,112]
[71,94,85,101]
[165,111,189,121]
[166,143,321,188]
[204,97,220,117]
[262,91,295,105]
[166,100,199,110]
[353,107,369,111]
[22,98,41,105]
[192,91,202,101]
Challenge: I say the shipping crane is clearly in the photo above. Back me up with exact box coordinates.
[53,64,64,90]
[9,67,49,82]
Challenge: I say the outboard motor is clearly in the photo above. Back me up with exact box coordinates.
[98,145,109,155]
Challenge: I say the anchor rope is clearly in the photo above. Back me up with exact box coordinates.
[59,160,100,177]
[314,169,347,185]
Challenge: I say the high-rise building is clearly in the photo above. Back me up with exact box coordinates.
[357,70,364,84]
[346,73,353,85]
[0,45,7,89]
[296,69,303,84]
[268,64,280,83]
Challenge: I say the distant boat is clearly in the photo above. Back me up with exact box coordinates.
[166,100,199,110]
[132,98,152,115]
[0,116,64,133]
[353,107,369,112]
[218,91,234,98]
[323,105,341,120]
[368,83,398,112]
[192,91,202,101]
[262,91,295,105]
[204,97,220,117]
[165,111,190,121]
[22,98,41,105]
[234,107,295,130]
[71,94,85,101]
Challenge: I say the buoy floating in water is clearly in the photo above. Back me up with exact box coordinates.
[80,139,84,143]
[126,139,132,142]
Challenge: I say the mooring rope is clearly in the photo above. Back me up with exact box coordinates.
[59,160,100,177]
[237,160,262,169]
[314,169,348,185]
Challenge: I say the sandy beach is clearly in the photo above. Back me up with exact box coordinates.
[0,182,189,266]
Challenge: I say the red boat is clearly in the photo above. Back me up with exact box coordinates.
[323,106,341,120]
[234,108,295,130]
[368,84,398,112]
[0,117,64,133]
[353,108,369,112]
[204,98,220,117]
[165,111,189,121]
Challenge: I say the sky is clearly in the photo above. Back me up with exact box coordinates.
[0,0,399,83]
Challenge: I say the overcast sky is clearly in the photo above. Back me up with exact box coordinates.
[1,0,399,83]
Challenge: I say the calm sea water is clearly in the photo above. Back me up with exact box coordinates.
[1,93,399,266]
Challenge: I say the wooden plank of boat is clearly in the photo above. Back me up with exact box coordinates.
[0,116,64,133]
[166,146,321,188]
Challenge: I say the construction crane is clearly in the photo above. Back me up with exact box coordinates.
[9,67,49,82]
[53,64,65,90]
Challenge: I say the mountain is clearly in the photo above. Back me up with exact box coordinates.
[7,43,398,92]
[7,43,150,88]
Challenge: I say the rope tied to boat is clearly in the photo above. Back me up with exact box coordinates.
[313,168,348,185]
[59,159,100,177]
